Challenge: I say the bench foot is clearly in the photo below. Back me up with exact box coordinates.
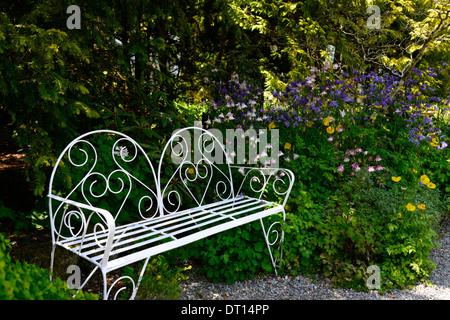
[260,216,284,275]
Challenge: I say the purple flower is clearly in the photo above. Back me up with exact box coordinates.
[337,165,344,172]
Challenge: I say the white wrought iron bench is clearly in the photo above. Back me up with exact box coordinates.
[48,127,294,299]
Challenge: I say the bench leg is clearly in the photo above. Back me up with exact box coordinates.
[130,256,151,300]
[49,244,56,281]
[260,215,285,275]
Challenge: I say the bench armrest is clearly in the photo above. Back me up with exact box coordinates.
[48,194,116,268]
[229,166,295,208]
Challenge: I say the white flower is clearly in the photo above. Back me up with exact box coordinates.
[114,146,129,158]
[205,119,211,125]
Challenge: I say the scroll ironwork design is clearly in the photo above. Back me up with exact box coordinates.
[158,127,234,215]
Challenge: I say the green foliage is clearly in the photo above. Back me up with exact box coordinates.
[128,255,190,300]
[280,190,324,275]
[168,220,275,284]
[0,202,48,232]
[0,233,98,300]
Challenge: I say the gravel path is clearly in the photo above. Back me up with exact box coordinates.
[180,219,450,300]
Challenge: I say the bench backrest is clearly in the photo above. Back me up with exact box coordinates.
[157,127,234,215]
[48,130,160,237]
[48,128,235,231]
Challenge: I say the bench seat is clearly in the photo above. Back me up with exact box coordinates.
[56,196,283,273]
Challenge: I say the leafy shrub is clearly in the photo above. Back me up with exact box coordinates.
[200,66,448,290]
[168,219,276,284]
[0,233,97,300]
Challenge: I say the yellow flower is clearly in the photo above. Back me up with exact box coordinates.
[427,182,436,189]
[392,176,401,182]
[430,137,439,147]
[188,168,195,174]
[413,169,417,173]
[326,126,335,134]
[306,121,313,127]
[382,126,390,132]
[370,114,377,120]
[406,203,416,211]
[420,175,430,184]
[397,213,402,219]
[284,142,292,150]
[268,122,276,131]
[417,204,426,210]
[323,116,334,126]
[374,105,382,109]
